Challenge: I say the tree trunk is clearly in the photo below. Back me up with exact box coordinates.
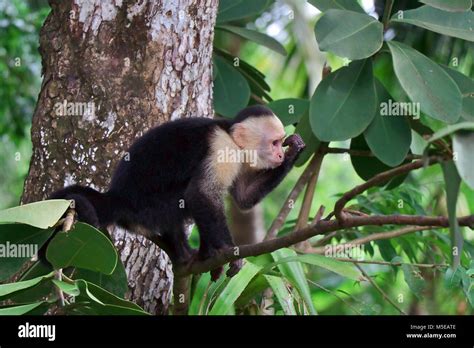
[21,0,217,314]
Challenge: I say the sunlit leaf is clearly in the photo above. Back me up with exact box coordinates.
[0,200,70,228]
[388,41,462,123]
[315,10,383,60]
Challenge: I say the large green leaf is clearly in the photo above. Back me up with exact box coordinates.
[440,65,474,121]
[350,135,408,189]
[264,275,297,315]
[441,161,463,268]
[72,259,128,298]
[217,25,286,56]
[0,302,45,315]
[209,262,261,315]
[0,224,54,281]
[453,132,474,189]
[388,41,462,123]
[391,6,474,42]
[295,112,321,167]
[217,0,271,24]
[0,272,53,299]
[364,81,412,166]
[308,0,364,13]
[310,59,377,141]
[315,10,383,60]
[420,0,473,12]
[271,248,317,314]
[213,55,250,118]
[46,222,118,275]
[267,98,309,126]
[0,200,70,228]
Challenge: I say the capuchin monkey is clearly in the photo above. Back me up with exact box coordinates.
[50,105,305,280]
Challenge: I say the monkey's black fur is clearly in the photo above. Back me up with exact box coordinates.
[49,106,304,276]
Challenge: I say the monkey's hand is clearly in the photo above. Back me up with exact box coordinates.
[283,134,305,160]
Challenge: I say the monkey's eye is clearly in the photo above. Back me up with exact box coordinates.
[272,140,279,146]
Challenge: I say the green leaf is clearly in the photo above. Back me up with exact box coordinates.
[46,222,118,275]
[271,248,317,314]
[264,275,297,315]
[52,279,80,296]
[350,135,408,189]
[376,240,398,262]
[75,279,145,311]
[217,25,286,56]
[310,59,377,141]
[0,272,53,299]
[267,98,309,126]
[217,0,271,24]
[444,266,463,289]
[0,302,45,315]
[393,257,425,298]
[420,0,472,12]
[315,10,383,60]
[388,41,462,123]
[308,0,364,13]
[189,273,211,315]
[295,112,321,167]
[453,132,474,189]
[0,224,54,281]
[441,161,463,268]
[213,55,251,118]
[364,80,412,166]
[72,259,128,298]
[0,200,70,228]
[209,261,261,315]
[426,122,474,146]
[271,253,364,281]
[440,65,474,121]
[392,6,474,41]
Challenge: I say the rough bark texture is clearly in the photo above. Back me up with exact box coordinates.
[21,0,217,314]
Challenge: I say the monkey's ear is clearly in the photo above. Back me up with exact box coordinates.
[232,123,247,148]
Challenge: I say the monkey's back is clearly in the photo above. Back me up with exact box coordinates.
[108,117,229,205]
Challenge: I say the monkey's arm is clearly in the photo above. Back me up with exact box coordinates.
[230,134,305,210]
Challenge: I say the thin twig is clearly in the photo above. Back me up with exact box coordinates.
[330,258,449,269]
[353,262,406,315]
[382,0,394,30]
[54,209,75,307]
[307,279,363,315]
[265,154,322,240]
[334,157,441,224]
[308,225,435,254]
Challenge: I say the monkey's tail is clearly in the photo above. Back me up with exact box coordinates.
[48,184,115,228]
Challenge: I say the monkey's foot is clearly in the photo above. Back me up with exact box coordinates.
[210,266,224,282]
[226,259,243,278]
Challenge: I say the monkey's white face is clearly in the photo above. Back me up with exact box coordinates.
[232,115,286,170]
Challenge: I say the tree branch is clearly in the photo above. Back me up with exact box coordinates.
[326,147,422,160]
[175,214,474,277]
[334,157,441,224]
[265,154,323,240]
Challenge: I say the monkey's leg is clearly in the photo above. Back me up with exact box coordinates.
[185,186,241,280]
[158,225,196,266]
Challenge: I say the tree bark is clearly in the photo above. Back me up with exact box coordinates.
[21,0,217,314]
